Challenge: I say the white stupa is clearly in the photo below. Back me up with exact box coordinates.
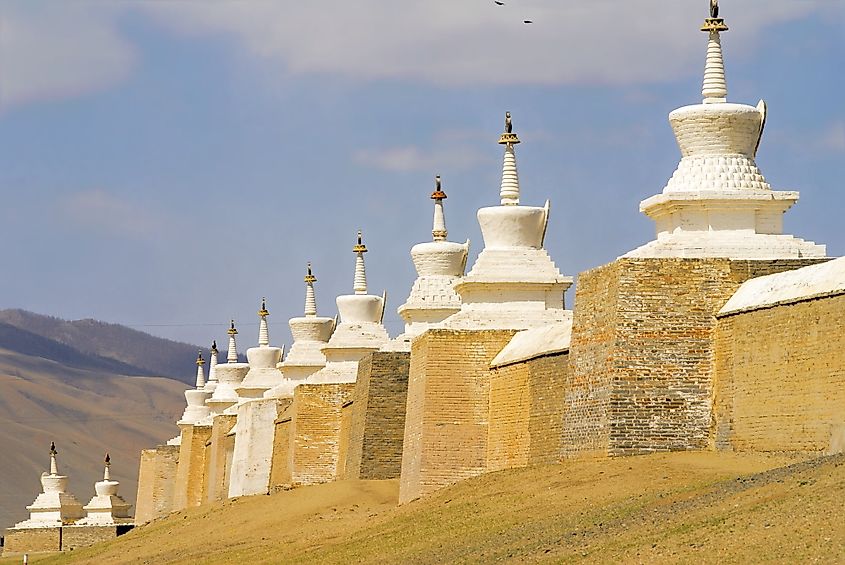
[265,264,335,398]
[236,298,285,399]
[78,454,132,526]
[203,340,219,394]
[443,112,573,330]
[307,231,390,384]
[205,320,250,417]
[625,1,825,259]
[14,442,84,527]
[178,351,212,425]
[395,176,469,344]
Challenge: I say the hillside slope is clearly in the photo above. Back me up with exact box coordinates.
[0,309,204,382]
[0,348,186,534]
[19,452,845,564]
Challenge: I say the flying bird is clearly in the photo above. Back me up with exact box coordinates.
[523,19,533,24]
[493,1,504,5]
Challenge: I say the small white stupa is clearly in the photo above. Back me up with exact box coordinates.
[395,176,469,344]
[178,351,212,425]
[443,112,573,330]
[14,442,84,527]
[205,320,250,416]
[78,454,132,526]
[308,231,390,384]
[237,298,285,399]
[203,340,219,394]
[625,1,825,259]
[265,264,335,398]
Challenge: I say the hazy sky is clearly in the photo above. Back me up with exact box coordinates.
[1,1,842,365]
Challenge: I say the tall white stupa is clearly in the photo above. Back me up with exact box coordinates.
[178,351,211,425]
[14,442,84,528]
[308,231,390,384]
[625,1,825,259]
[237,298,285,399]
[78,454,133,526]
[205,320,250,417]
[203,340,219,394]
[443,112,573,330]
[395,176,469,343]
[265,264,335,398]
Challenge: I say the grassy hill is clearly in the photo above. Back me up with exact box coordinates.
[12,452,844,564]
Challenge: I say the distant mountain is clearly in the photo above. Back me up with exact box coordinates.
[0,309,205,383]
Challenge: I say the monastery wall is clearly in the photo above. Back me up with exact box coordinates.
[173,423,212,510]
[135,445,179,523]
[62,525,129,550]
[400,329,516,504]
[269,404,294,489]
[714,293,845,452]
[291,383,355,485]
[4,527,61,553]
[344,351,411,480]
[202,415,236,504]
[566,258,825,457]
[488,352,568,471]
[228,398,288,497]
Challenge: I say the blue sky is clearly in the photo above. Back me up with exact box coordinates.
[0,1,842,360]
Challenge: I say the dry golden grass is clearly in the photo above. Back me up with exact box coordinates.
[5,452,844,564]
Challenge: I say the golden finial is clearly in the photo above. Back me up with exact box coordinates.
[227,319,238,336]
[431,175,447,200]
[304,262,317,283]
[701,0,728,31]
[353,230,368,253]
[258,297,269,317]
[498,111,520,145]
[211,340,218,354]
[196,350,205,366]
[50,441,57,456]
[104,453,111,466]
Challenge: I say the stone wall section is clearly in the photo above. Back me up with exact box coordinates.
[135,445,178,523]
[202,415,236,504]
[4,527,61,553]
[269,404,294,489]
[291,383,355,485]
[337,401,354,480]
[488,353,569,470]
[399,329,515,504]
[62,525,128,550]
[567,258,826,457]
[229,398,288,497]
[345,351,411,480]
[173,423,212,510]
[714,293,845,452]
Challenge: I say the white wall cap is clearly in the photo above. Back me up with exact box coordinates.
[490,321,572,368]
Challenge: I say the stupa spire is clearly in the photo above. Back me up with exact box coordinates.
[258,298,270,347]
[49,441,58,475]
[498,111,521,205]
[227,320,239,362]
[195,350,206,388]
[208,340,219,383]
[431,175,448,241]
[103,453,111,481]
[701,0,729,104]
[353,230,368,295]
[304,263,318,317]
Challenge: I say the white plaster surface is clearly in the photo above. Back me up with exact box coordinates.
[227,398,280,497]
[490,321,572,368]
[205,363,250,418]
[719,256,843,315]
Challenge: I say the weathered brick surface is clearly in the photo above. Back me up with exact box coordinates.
[269,402,294,489]
[173,423,212,510]
[337,401,354,479]
[345,351,411,480]
[61,525,127,550]
[291,384,355,485]
[135,445,178,523]
[488,353,569,470]
[400,329,515,504]
[715,293,845,452]
[4,527,61,553]
[202,415,236,504]
[567,258,825,457]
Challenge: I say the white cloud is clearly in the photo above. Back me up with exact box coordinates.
[59,190,160,239]
[0,4,135,110]
[353,144,490,173]
[138,0,829,87]
[817,121,845,153]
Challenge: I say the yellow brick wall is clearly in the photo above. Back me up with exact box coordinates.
[172,423,212,511]
[202,415,236,504]
[400,329,516,504]
[291,383,355,485]
[337,401,354,480]
[714,293,845,452]
[135,445,179,523]
[4,527,61,553]
[268,401,294,489]
[61,525,124,550]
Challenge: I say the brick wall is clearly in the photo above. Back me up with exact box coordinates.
[202,415,236,504]
[61,525,124,550]
[291,383,355,485]
[4,527,61,553]
[135,445,178,523]
[567,258,825,457]
[172,423,212,510]
[345,351,411,480]
[337,401,354,479]
[488,353,569,471]
[400,329,515,504]
[269,403,294,489]
[714,293,845,452]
